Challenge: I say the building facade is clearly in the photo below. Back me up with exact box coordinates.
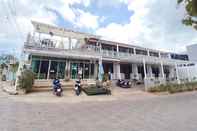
[23,21,192,87]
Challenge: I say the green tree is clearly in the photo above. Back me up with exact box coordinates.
[178,0,197,30]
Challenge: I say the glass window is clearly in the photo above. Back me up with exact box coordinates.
[136,49,148,55]
[39,60,49,79]
[31,59,40,79]
[57,62,66,79]
[49,61,58,79]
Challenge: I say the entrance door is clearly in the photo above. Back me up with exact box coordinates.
[49,61,58,79]
[84,63,90,79]
[71,63,78,79]
[39,60,49,79]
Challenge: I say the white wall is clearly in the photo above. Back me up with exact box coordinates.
[187,44,197,62]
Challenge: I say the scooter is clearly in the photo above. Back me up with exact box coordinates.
[75,80,81,96]
[53,78,63,97]
[117,79,131,88]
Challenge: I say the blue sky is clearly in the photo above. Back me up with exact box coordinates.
[0,0,197,56]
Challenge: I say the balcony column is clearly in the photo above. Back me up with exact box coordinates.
[116,44,119,56]
[133,48,136,55]
[147,50,150,56]
[68,37,72,50]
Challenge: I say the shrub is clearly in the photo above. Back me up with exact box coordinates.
[148,82,197,94]
[148,84,168,92]
[83,86,111,95]
[17,69,35,93]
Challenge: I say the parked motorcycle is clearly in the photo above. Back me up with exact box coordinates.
[75,79,81,96]
[117,79,131,88]
[53,78,63,97]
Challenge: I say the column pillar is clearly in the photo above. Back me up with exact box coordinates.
[116,44,119,57]
[147,50,150,56]
[143,58,147,79]
[113,62,120,79]
[94,61,98,79]
[133,48,136,55]
[175,62,180,84]
[47,60,51,79]
[65,60,71,79]
[68,37,72,50]
[160,61,165,78]
[132,63,138,79]
[147,65,153,78]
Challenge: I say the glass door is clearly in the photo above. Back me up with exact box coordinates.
[84,63,90,79]
[49,61,58,79]
[39,60,49,79]
[71,63,78,79]
[57,62,66,79]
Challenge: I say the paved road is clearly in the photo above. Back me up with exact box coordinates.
[1,90,197,131]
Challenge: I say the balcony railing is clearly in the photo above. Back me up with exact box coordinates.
[25,35,173,62]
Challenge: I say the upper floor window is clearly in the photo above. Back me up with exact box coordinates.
[136,49,148,55]
[119,46,134,54]
[149,51,159,57]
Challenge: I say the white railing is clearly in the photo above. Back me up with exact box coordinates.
[25,35,174,63]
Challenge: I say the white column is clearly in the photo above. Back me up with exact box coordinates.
[160,61,165,78]
[68,37,72,50]
[113,62,121,79]
[116,44,119,57]
[147,50,150,56]
[175,62,180,84]
[186,64,191,82]
[132,63,138,79]
[65,60,71,79]
[143,58,147,79]
[147,65,153,78]
[94,62,98,79]
[133,48,136,55]
[47,60,51,79]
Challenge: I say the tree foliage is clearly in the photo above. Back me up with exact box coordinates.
[178,0,197,30]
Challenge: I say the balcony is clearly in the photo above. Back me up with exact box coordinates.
[24,35,186,65]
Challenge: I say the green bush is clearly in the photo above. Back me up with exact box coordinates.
[148,82,197,94]
[17,69,35,93]
[82,85,111,95]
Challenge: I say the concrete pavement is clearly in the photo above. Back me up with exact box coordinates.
[1,87,197,131]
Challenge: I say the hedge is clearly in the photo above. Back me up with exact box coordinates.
[16,69,35,93]
[148,82,197,94]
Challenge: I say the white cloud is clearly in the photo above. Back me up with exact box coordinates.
[0,0,96,53]
[74,9,99,29]
[96,0,197,53]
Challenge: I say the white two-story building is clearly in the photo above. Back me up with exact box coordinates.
[23,21,194,88]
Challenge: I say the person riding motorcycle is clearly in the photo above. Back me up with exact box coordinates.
[52,77,62,96]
